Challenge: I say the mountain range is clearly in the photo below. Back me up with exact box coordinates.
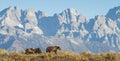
[0,6,120,53]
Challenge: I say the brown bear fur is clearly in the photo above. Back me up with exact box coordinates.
[25,48,42,54]
[25,48,35,54]
[34,48,42,54]
[46,46,61,54]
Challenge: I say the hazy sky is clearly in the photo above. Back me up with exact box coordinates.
[0,0,120,19]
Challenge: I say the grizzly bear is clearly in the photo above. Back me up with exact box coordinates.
[46,46,61,54]
[34,48,42,54]
[25,48,35,54]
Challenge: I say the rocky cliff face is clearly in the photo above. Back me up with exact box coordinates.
[0,6,120,53]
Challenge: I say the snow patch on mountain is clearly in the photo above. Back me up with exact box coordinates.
[0,6,120,53]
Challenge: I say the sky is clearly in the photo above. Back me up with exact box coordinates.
[0,0,120,19]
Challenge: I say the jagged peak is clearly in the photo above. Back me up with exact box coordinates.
[37,11,48,17]
[8,6,17,10]
[106,6,120,20]
[26,8,36,12]
[67,8,78,13]
[60,8,79,16]
[95,15,105,19]
[0,6,18,15]
[6,6,21,13]
[111,6,120,10]
[5,6,21,15]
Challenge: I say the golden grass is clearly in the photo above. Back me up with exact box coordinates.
[0,49,120,61]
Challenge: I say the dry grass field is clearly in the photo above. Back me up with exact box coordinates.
[0,49,120,61]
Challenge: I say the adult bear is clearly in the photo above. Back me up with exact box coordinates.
[25,48,35,54]
[34,48,42,54]
[46,46,61,54]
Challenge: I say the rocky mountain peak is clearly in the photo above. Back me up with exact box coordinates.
[66,8,79,16]
[8,6,17,10]
[106,6,120,20]
[57,8,86,25]
[0,6,120,53]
